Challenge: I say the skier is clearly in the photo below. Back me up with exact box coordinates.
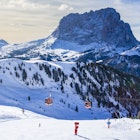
[22,108,25,114]
[74,122,79,135]
[107,118,111,128]
[39,123,41,127]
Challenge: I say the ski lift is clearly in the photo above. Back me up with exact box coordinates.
[85,101,92,109]
[45,94,53,105]
[84,96,92,109]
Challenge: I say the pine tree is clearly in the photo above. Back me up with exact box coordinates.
[22,69,27,81]
[75,106,79,112]
[28,96,31,101]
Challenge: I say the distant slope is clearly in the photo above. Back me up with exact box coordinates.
[0,58,140,119]
[0,105,47,121]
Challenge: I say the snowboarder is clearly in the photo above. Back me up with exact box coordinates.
[107,118,111,128]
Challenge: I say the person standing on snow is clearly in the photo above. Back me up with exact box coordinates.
[22,108,25,114]
[107,118,111,128]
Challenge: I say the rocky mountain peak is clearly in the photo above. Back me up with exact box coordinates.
[0,39,8,47]
[53,8,139,48]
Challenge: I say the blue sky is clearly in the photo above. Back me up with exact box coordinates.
[0,0,140,43]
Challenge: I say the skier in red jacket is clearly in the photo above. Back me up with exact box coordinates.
[74,122,79,135]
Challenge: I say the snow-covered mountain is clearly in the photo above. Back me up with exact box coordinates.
[0,8,140,119]
[121,45,140,56]
[0,8,140,77]
[100,45,140,77]
[0,39,8,47]
[53,8,138,47]
[0,58,140,119]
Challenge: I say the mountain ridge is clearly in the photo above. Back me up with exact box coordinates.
[53,8,139,48]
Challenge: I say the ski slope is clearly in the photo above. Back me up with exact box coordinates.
[0,105,140,140]
[0,58,111,120]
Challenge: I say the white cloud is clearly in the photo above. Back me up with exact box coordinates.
[121,0,140,3]
[114,0,122,4]
[0,0,51,10]
[58,4,73,11]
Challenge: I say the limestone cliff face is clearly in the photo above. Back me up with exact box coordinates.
[53,8,138,48]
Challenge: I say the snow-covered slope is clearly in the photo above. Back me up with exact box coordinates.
[103,45,140,77]
[0,105,140,140]
[121,45,140,56]
[0,58,140,119]
[0,105,47,121]
[0,59,111,119]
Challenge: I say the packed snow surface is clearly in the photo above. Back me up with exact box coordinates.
[0,105,140,140]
